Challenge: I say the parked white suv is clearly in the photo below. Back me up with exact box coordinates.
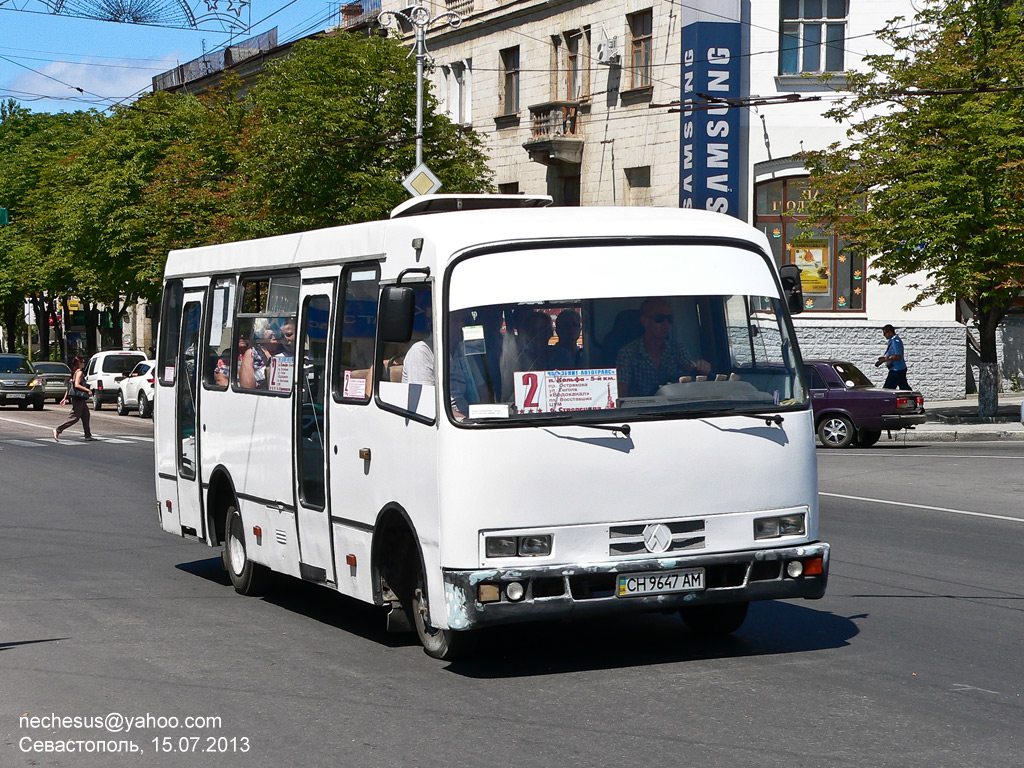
[85,350,147,410]
[115,359,156,418]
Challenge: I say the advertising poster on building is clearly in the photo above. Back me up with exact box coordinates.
[792,239,830,293]
[679,2,746,219]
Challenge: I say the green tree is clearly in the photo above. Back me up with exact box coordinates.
[0,102,102,356]
[238,31,492,237]
[139,78,250,277]
[803,0,1024,416]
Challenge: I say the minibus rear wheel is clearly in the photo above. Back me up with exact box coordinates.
[680,602,749,637]
[408,571,475,661]
[223,505,270,596]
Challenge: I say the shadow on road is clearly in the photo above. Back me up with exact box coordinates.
[0,638,68,651]
[175,556,859,673]
[175,556,410,648]
[445,600,860,677]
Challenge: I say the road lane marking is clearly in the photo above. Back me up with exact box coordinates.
[0,416,47,429]
[830,453,1024,459]
[820,492,1024,524]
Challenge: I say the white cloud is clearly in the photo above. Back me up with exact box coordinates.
[8,53,181,111]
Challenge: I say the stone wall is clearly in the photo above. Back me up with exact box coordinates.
[792,320,966,400]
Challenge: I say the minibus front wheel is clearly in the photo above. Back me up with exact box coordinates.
[408,571,475,661]
[223,505,271,596]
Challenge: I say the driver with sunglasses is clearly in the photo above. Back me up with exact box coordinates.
[615,297,711,397]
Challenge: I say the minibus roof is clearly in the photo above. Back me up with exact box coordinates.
[164,205,770,280]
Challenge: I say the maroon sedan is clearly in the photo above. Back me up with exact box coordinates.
[805,360,926,448]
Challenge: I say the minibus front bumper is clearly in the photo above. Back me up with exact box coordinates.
[442,541,829,631]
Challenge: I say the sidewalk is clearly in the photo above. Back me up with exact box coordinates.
[903,392,1024,443]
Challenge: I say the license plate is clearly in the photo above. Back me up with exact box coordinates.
[6,393,25,399]
[617,568,705,597]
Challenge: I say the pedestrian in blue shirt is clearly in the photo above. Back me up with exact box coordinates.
[875,324,911,390]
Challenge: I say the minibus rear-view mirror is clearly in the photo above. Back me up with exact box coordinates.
[779,264,804,315]
[379,286,416,342]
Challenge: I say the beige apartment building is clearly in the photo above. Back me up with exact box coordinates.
[378,0,679,207]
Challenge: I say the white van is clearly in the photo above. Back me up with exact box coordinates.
[154,195,826,660]
[85,350,147,410]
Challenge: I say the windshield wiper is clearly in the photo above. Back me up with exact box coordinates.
[634,405,784,426]
[471,412,632,435]
[567,422,632,436]
[737,413,785,426]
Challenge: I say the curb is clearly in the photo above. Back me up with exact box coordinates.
[900,430,1024,443]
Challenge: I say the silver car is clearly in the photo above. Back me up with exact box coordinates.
[0,354,45,410]
[31,361,72,403]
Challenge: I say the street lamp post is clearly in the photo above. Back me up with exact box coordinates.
[378,3,462,170]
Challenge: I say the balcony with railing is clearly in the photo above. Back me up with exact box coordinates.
[522,100,584,166]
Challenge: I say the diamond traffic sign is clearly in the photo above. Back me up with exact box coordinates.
[402,164,442,197]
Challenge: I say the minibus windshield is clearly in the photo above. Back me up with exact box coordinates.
[446,245,806,424]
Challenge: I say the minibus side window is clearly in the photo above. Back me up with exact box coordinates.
[203,277,236,390]
[157,280,183,386]
[334,267,380,402]
[377,283,435,422]
[235,273,300,393]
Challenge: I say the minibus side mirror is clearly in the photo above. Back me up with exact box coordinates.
[378,286,416,343]
[779,264,804,315]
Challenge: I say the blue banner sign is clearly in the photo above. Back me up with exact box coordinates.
[680,21,742,217]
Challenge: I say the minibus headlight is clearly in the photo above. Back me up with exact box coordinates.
[754,513,805,540]
[485,534,553,558]
[485,536,518,557]
[518,535,552,557]
[754,517,780,539]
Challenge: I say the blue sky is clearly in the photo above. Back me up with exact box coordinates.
[0,0,340,113]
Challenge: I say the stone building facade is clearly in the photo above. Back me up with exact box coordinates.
[371,0,1004,399]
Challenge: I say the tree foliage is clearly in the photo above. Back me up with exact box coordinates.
[238,31,492,237]
[0,32,492,357]
[803,0,1024,415]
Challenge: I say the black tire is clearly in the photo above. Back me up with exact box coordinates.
[407,569,474,661]
[680,602,749,637]
[17,401,28,410]
[138,392,152,419]
[854,429,882,448]
[116,391,129,416]
[223,505,271,596]
[92,392,103,410]
[817,415,854,448]
[32,399,43,411]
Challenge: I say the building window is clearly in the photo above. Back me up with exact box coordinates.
[442,60,472,124]
[624,166,651,206]
[628,10,653,89]
[780,0,846,74]
[498,182,520,194]
[500,47,520,115]
[565,31,582,100]
[754,176,865,312]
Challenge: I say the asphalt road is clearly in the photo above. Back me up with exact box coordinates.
[1,407,1021,767]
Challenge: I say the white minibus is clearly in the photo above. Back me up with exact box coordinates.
[155,195,828,659]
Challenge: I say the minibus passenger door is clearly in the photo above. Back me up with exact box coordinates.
[294,285,335,583]
[175,295,205,538]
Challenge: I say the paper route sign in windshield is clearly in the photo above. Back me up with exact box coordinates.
[514,369,619,414]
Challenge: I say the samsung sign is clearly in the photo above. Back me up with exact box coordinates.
[680,20,743,217]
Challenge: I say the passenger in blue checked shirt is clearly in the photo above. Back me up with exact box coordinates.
[875,324,911,390]
[615,298,711,397]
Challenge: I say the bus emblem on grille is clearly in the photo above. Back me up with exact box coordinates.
[643,524,673,553]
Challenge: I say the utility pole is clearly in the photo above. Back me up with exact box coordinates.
[378,3,462,195]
